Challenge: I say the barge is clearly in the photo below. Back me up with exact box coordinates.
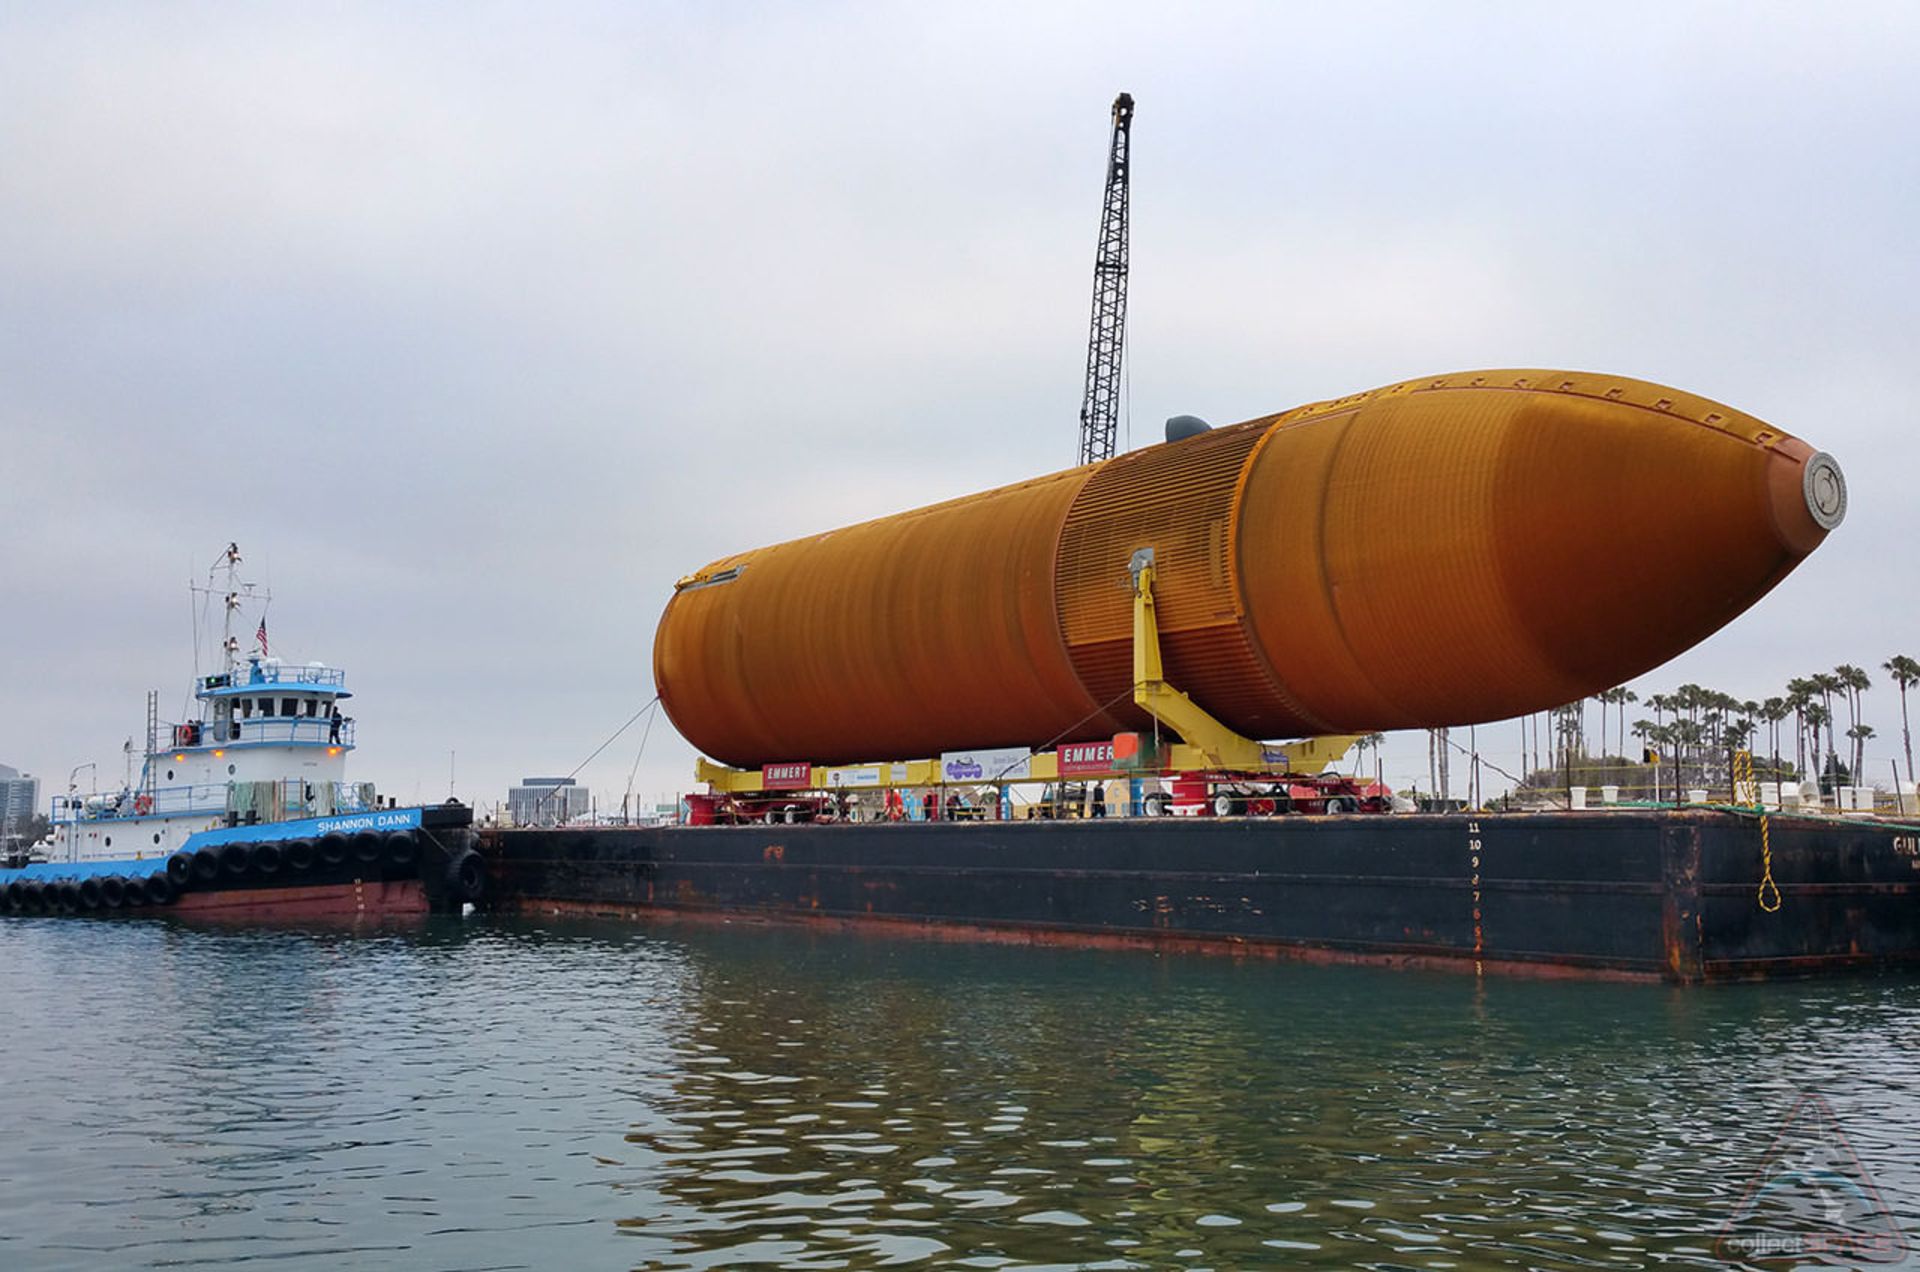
[480,809,1920,984]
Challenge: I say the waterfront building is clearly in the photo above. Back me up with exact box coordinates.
[507,777,590,827]
[0,764,40,840]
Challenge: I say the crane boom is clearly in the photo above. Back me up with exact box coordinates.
[1076,92,1133,467]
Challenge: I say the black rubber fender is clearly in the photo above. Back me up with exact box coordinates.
[1,883,19,915]
[167,852,195,887]
[444,847,486,905]
[76,878,104,910]
[351,831,383,863]
[384,830,418,870]
[319,833,350,865]
[220,842,252,877]
[252,841,284,875]
[142,875,176,906]
[18,881,47,914]
[99,876,129,908]
[191,848,222,883]
[284,838,317,871]
[53,881,82,913]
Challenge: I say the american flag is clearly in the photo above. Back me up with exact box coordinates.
[255,618,269,655]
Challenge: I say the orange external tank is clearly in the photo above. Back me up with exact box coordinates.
[654,369,1845,767]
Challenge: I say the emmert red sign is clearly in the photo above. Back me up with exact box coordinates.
[1057,741,1115,776]
[761,762,813,789]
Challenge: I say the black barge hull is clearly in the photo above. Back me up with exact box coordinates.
[481,811,1920,983]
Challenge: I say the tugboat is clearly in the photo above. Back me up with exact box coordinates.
[0,544,480,920]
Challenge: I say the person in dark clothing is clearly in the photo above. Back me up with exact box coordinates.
[328,705,343,743]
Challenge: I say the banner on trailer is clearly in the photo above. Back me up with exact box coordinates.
[826,766,883,789]
[1057,740,1115,776]
[762,762,813,790]
[940,747,1031,784]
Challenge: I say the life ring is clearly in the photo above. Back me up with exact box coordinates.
[133,794,153,815]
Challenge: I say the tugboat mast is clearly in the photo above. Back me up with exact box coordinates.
[197,542,268,680]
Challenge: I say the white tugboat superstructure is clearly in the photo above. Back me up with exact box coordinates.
[2,544,479,919]
[49,543,373,864]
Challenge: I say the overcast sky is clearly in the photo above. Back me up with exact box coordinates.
[3,3,1917,814]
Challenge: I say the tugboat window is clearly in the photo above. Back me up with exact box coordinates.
[228,764,236,776]
[282,698,297,717]
[166,770,174,780]
[305,699,317,717]
[258,697,273,716]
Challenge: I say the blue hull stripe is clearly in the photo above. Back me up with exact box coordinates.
[0,806,426,886]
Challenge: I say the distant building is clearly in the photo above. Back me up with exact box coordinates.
[0,763,40,840]
[507,776,591,827]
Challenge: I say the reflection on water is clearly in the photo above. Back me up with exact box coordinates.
[1,915,1916,1269]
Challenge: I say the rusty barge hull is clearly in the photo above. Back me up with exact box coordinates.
[482,811,1920,984]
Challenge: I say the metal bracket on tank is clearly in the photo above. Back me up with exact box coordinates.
[1128,549,1270,770]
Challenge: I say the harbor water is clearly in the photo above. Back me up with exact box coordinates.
[2,916,1917,1269]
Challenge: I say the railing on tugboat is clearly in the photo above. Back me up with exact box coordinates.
[52,779,381,826]
[163,718,357,749]
[200,663,347,691]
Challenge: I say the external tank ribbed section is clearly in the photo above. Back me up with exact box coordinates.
[1053,419,1289,738]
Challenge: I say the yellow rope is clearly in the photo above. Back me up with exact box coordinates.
[1734,750,1782,912]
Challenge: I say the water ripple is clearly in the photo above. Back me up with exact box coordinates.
[2,916,1918,1268]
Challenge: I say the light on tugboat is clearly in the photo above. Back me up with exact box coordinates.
[173,754,185,763]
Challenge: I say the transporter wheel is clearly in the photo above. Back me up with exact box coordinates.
[1144,792,1172,817]
[761,809,778,825]
[782,805,800,825]
[1213,794,1242,817]
[1325,796,1355,815]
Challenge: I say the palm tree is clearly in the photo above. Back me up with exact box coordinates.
[1848,724,1877,789]
[1601,687,1639,760]
[1835,664,1871,779]
[1805,701,1833,794]
[1884,654,1920,787]
[1812,673,1843,785]
[1760,697,1788,772]
[1785,677,1816,778]
[1353,732,1387,778]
